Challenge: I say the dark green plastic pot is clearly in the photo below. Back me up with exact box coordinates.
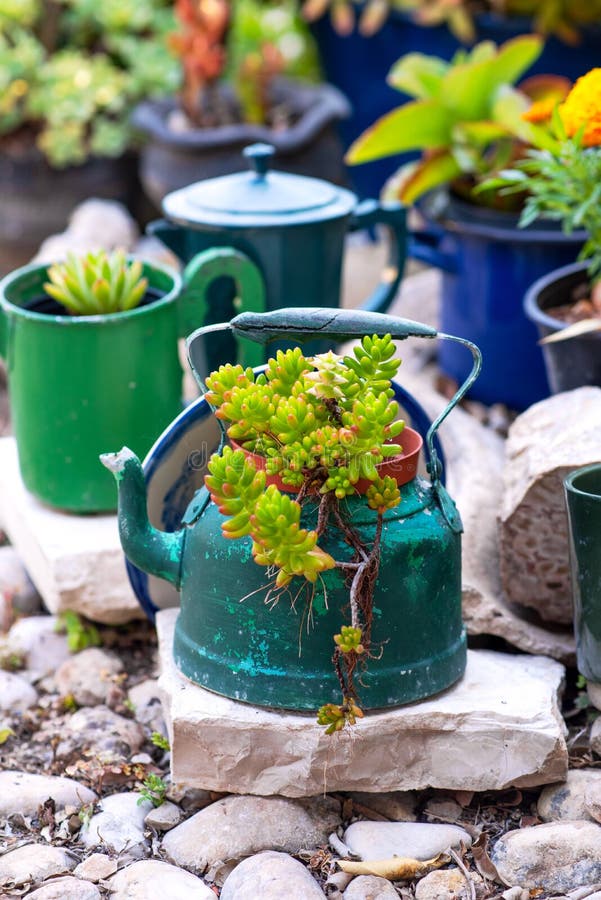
[0,247,266,513]
[565,464,601,683]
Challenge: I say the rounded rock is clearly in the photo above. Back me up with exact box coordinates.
[590,717,601,756]
[0,670,38,711]
[491,820,601,892]
[0,844,75,888]
[162,794,340,884]
[73,853,118,882]
[343,822,471,861]
[221,851,325,899]
[343,874,399,898]
[25,875,101,899]
[0,546,42,618]
[7,615,70,681]
[59,705,144,758]
[54,647,123,706]
[538,769,601,822]
[80,791,153,859]
[107,859,215,899]
[144,800,182,831]
[0,771,96,818]
[127,678,166,733]
[414,868,485,899]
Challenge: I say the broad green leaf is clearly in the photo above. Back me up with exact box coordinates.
[346,99,453,163]
[491,84,531,137]
[387,53,448,99]
[442,36,542,121]
[540,318,601,343]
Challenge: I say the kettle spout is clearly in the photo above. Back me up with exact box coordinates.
[101,448,183,588]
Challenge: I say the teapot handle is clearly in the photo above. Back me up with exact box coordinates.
[187,306,482,493]
[349,200,407,315]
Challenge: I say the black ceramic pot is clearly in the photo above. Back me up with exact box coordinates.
[524,261,601,394]
[132,78,351,206]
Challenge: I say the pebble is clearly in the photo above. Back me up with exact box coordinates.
[165,782,215,812]
[107,859,215,899]
[348,791,417,822]
[343,874,399,898]
[145,800,182,831]
[588,682,601,712]
[80,791,153,859]
[424,798,463,823]
[0,844,75,888]
[25,875,101,899]
[7,615,70,681]
[590,718,601,756]
[128,678,166,733]
[220,851,325,899]
[491,820,601,892]
[73,853,118,882]
[57,704,144,758]
[342,822,472,861]
[0,545,42,619]
[538,770,601,822]
[0,669,38,711]
[414,868,485,899]
[162,794,340,884]
[0,771,96,818]
[54,647,123,705]
[586,782,601,824]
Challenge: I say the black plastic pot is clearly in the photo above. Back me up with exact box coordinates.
[132,79,351,206]
[524,261,601,394]
[0,146,142,275]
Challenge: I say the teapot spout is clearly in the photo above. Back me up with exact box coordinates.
[101,448,183,588]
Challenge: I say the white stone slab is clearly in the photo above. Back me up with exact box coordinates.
[157,608,568,798]
[0,437,141,624]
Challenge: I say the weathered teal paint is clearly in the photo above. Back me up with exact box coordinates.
[105,306,481,711]
[565,464,601,682]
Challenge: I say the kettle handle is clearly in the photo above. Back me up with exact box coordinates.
[187,306,482,489]
[350,200,408,315]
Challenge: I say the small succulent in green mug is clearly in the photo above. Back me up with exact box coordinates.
[44,250,148,316]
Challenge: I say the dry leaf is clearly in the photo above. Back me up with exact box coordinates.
[338,852,449,880]
[540,318,601,343]
[453,790,475,808]
[471,832,501,882]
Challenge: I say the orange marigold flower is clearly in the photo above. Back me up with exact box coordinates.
[522,97,557,124]
[559,68,601,147]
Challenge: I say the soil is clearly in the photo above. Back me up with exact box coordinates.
[548,279,601,325]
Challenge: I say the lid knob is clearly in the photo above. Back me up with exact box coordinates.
[243,143,275,181]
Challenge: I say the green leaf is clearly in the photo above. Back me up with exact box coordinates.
[387,52,448,99]
[346,99,453,163]
[393,151,462,203]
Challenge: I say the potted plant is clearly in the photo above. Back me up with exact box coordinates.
[305,0,601,197]
[103,307,478,727]
[0,250,186,512]
[0,0,179,271]
[132,0,350,206]
[346,35,585,410]
[490,68,601,393]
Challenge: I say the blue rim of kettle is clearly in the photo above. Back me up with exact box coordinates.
[126,384,447,622]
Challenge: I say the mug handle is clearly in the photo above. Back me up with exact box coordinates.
[349,199,407,314]
[0,305,6,359]
[177,247,266,376]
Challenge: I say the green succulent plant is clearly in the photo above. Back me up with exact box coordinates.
[0,0,179,167]
[204,334,407,730]
[346,35,554,204]
[44,250,148,316]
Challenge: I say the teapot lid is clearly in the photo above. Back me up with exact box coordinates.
[162,143,357,228]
